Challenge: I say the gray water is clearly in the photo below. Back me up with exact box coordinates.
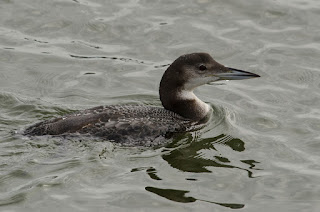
[1,0,320,211]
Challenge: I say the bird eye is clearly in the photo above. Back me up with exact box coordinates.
[199,64,207,71]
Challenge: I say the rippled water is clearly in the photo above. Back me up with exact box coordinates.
[1,0,320,211]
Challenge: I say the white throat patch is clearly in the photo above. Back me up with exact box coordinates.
[176,90,210,115]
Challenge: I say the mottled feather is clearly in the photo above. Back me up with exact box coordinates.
[24,105,203,146]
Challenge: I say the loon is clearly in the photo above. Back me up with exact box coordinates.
[24,53,260,146]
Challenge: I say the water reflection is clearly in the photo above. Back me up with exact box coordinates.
[131,167,162,181]
[140,134,260,209]
[145,186,244,209]
[162,134,259,177]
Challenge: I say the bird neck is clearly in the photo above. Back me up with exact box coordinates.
[160,87,210,121]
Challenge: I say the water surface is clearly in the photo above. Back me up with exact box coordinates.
[1,0,320,211]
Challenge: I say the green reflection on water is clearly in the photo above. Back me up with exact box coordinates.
[163,134,259,178]
[145,186,244,209]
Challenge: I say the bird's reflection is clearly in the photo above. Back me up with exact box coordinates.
[162,133,259,177]
[145,186,244,209]
[135,133,260,209]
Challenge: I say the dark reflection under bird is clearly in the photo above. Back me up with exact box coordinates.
[162,134,260,177]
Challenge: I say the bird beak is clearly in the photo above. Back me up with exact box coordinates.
[215,67,260,80]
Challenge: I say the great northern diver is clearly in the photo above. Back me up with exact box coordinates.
[24,53,260,146]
